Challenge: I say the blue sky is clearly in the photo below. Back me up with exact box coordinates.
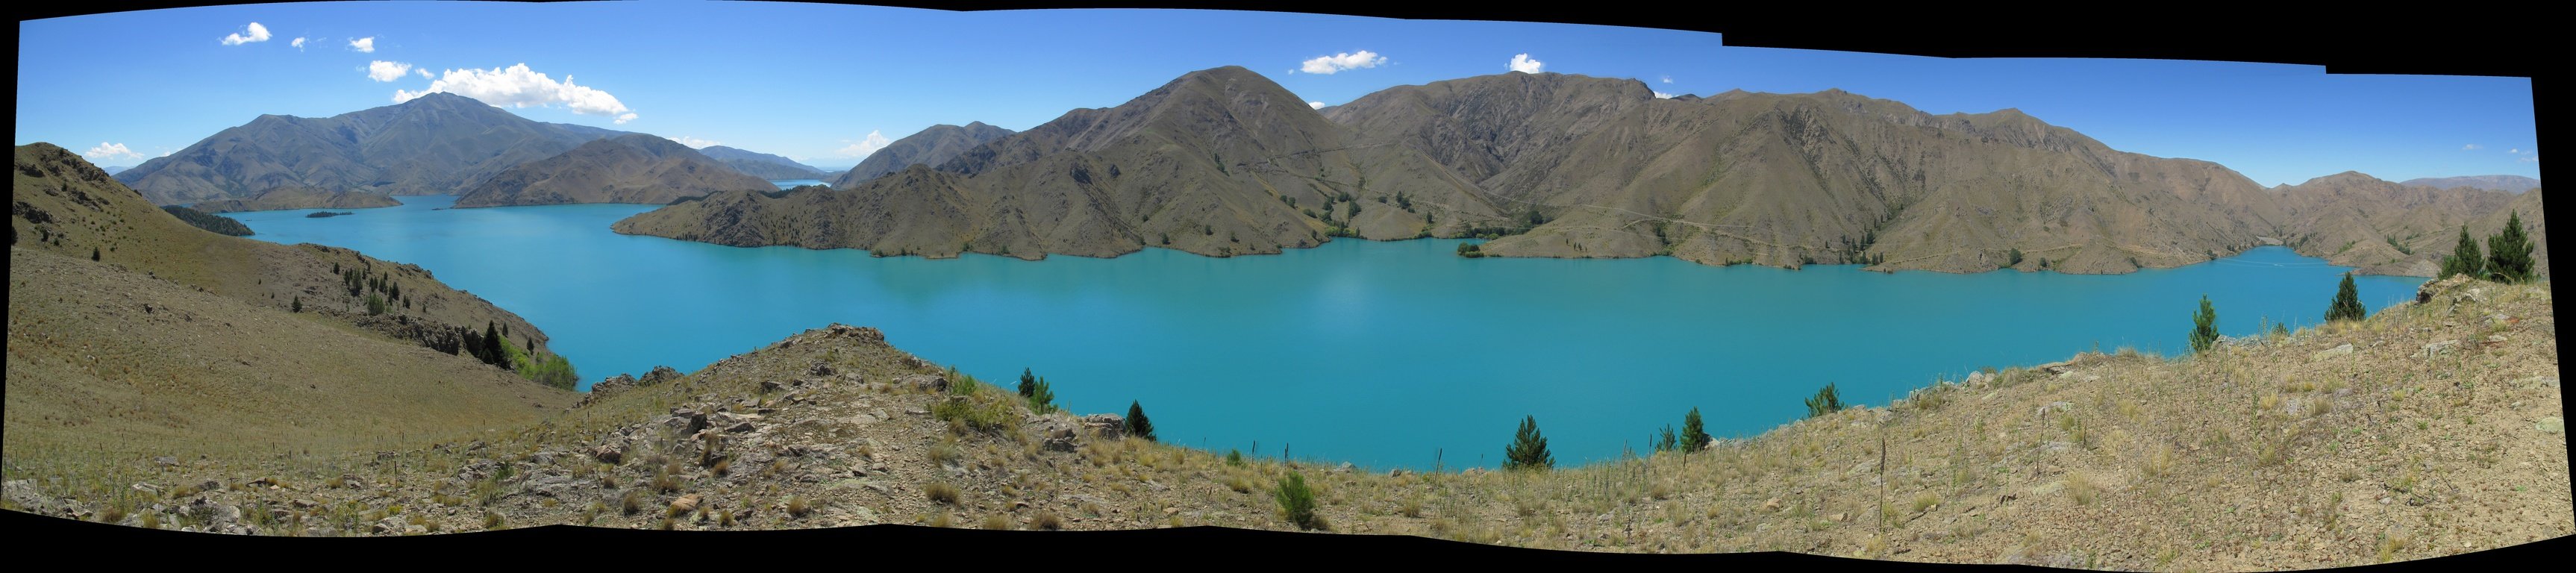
[16,2,2540,184]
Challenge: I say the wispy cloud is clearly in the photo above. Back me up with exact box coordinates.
[84,142,143,161]
[1308,101,1326,110]
[836,130,893,158]
[220,22,272,46]
[348,37,375,53]
[1653,91,1676,99]
[395,63,638,123]
[671,136,722,148]
[1296,50,1387,75]
[1660,75,1673,84]
[1508,53,1544,74]
[365,60,413,82]
[416,69,431,79]
[2463,144,2482,151]
[290,37,307,50]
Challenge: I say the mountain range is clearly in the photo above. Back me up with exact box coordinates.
[697,145,828,180]
[617,66,2547,277]
[114,68,2545,278]
[112,92,630,206]
[451,134,774,208]
[2398,175,2542,193]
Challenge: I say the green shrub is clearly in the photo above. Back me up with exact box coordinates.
[1681,407,1712,451]
[1504,416,1553,471]
[1804,383,1845,419]
[1275,472,1322,530]
[2440,226,2484,279]
[2486,210,2536,283]
[2189,295,2220,352]
[2325,274,2366,323]
[1125,401,1157,442]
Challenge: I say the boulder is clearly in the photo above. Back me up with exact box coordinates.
[825,324,887,345]
[638,366,684,386]
[1079,414,1127,439]
[2415,275,2474,304]
[591,441,626,465]
[900,374,948,392]
[3,480,60,516]
[2310,344,2355,361]
[672,494,702,514]
[2422,339,2460,357]
[808,363,836,376]
[581,374,639,407]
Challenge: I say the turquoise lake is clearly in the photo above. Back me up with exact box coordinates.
[768,179,827,190]
[223,195,2427,469]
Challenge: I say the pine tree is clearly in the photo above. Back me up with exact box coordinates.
[2439,225,2485,280]
[1504,416,1554,471]
[1025,377,1055,413]
[2325,272,2367,322]
[2189,295,2220,353]
[291,296,301,313]
[90,246,100,261]
[2485,210,2536,284]
[1019,368,1037,397]
[1653,425,1678,453]
[1681,407,1712,451]
[483,322,504,367]
[1125,401,1156,442]
[1804,383,1845,419]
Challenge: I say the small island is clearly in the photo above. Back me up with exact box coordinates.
[306,210,357,218]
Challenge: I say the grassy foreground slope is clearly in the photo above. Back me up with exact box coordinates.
[6,274,2556,569]
[7,143,578,517]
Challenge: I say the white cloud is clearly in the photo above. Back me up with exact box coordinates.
[395,63,640,123]
[416,69,432,79]
[835,130,893,158]
[671,136,722,148]
[220,22,272,46]
[1296,50,1387,75]
[290,37,307,50]
[2463,144,2482,151]
[84,142,143,160]
[2522,154,2541,163]
[1653,91,1676,99]
[1308,101,1326,110]
[1660,75,1673,84]
[348,37,375,53]
[366,60,413,82]
[1508,53,1544,74]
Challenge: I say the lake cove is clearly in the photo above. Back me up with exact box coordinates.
[225,195,2426,469]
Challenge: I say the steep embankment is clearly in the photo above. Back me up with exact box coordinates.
[454,134,773,207]
[831,122,1016,187]
[8,142,578,469]
[618,66,1502,260]
[10,274,2555,571]
[113,93,628,205]
[190,187,402,213]
[2400,175,2540,193]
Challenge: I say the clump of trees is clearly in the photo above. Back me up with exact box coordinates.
[1504,415,1554,471]
[1456,242,1485,258]
[1652,407,1715,454]
[2436,211,2540,284]
[1018,368,1055,413]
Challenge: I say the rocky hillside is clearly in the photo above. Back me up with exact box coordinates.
[5,273,2556,571]
[190,187,401,213]
[2269,173,2545,276]
[9,143,577,475]
[113,93,628,205]
[1327,74,2302,274]
[2401,175,2541,194]
[453,135,773,208]
[698,145,828,180]
[618,66,1503,260]
[831,122,1016,187]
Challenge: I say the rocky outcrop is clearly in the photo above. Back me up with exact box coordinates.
[454,134,771,207]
